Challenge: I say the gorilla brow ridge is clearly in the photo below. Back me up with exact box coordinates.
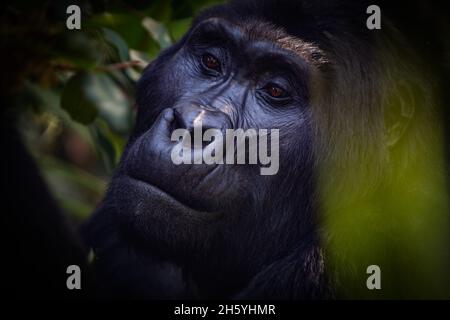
[231,18,329,68]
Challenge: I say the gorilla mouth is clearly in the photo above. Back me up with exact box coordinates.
[124,175,219,217]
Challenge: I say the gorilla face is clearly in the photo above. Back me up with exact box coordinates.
[107,17,320,268]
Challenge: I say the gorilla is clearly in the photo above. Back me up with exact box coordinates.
[85,0,450,299]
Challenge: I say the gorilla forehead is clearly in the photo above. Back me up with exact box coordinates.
[189,16,327,69]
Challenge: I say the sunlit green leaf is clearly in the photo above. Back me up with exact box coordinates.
[89,73,133,133]
[89,12,160,55]
[61,72,133,131]
[142,17,172,49]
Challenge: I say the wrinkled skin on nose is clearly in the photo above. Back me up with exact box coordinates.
[173,104,233,135]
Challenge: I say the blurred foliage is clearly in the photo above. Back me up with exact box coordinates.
[2,0,224,222]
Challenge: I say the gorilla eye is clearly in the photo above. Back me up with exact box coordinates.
[201,53,221,72]
[265,83,288,99]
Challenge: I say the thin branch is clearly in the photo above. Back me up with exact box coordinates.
[52,60,143,72]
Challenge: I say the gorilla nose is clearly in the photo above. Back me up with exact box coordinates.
[173,105,231,135]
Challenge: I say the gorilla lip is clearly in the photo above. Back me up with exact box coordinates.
[124,175,220,218]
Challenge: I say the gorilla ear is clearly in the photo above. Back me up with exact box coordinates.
[384,80,418,146]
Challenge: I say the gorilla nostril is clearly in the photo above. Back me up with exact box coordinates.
[173,105,232,148]
[173,107,206,130]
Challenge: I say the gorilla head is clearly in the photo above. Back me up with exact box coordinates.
[87,0,449,299]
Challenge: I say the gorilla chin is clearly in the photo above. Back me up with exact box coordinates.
[118,175,222,219]
[110,174,223,251]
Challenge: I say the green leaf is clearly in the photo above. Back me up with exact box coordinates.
[89,12,160,54]
[54,31,103,69]
[90,73,133,133]
[90,121,119,174]
[142,17,172,49]
[61,73,98,124]
[167,18,192,42]
[102,27,130,61]
[61,72,132,131]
